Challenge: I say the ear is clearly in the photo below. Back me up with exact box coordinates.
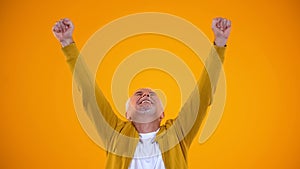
[159,112,165,120]
[125,112,131,120]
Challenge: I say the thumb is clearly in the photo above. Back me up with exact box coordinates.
[212,17,220,29]
[63,18,73,28]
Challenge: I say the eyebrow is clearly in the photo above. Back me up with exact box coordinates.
[149,91,156,95]
[134,91,156,95]
[134,91,143,95]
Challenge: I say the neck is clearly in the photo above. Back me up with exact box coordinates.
[133,119,160,133]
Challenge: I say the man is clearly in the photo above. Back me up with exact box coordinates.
[52,16,231,169]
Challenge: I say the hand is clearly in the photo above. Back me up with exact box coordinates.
[212,17,231,47]
[52,18,75,47]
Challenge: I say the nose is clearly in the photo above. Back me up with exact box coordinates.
[142,92,150,97]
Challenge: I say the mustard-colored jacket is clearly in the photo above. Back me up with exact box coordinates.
[62,43,225,169]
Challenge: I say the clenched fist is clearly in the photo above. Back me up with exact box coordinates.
[52,17,231,47]
[212,17,231,47]
[52,18,75,47]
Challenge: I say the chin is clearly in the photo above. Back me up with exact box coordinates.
[131,111,159,123]
[136,108,155,115]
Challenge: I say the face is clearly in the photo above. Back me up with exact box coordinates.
[126,88,164,123]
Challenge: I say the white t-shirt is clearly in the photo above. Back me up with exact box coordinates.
[128,130,166,169]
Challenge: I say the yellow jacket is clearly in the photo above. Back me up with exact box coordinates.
[62,43,225,169]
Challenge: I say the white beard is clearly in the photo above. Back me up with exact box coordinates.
[127,104,160,123]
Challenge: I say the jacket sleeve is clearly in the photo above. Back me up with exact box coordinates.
[172,45,226,147]
[62,43,124,143]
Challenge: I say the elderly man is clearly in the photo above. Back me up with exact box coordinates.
[52,16,231,169]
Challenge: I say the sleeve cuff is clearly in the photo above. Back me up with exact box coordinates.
[213,45,226,62]
[61,43,80,62]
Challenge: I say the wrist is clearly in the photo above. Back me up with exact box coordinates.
[214,38,227,47]
[60,38,74,47]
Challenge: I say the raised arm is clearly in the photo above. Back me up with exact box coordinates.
[52,18,124,136]
[173,17,231,147]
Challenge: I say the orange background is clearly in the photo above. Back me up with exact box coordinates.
[1,0,299,169]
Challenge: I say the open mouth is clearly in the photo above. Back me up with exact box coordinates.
[138,99,152,105]
[141,100,151,104]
